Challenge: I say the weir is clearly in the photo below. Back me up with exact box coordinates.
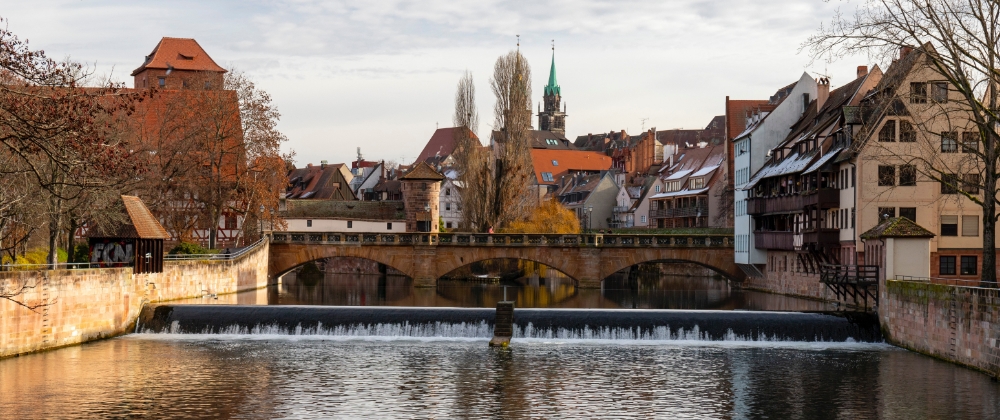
[138,305,882,342]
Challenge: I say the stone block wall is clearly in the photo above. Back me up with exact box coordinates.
[0,240,269,358]
[742,270,832,301]
[882,280,1000,378]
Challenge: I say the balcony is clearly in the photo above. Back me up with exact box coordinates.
[746,189,841,215]
[613,206,631,213]
[801,188,840,209]
[746,195,802,215]
[802,228,840,246]
[754,231,795,250]
[650,206,708,219]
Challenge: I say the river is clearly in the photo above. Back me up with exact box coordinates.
[2,273,999,418]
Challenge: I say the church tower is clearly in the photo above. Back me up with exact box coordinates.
[538,45,567,135]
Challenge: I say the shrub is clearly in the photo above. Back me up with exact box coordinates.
[168,242,209,255]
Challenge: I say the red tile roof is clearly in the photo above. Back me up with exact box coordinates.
[131,37,227,76]
[725,99,771,141]
[531,149,612,185]
[415,127,478,163]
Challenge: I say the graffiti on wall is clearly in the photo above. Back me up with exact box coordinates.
[90,240,135,267]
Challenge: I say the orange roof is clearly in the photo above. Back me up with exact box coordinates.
[131,37,227,76]
[531,149,612,185]
[725,99,771,140]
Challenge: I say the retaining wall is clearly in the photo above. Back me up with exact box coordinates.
[0,240,269,358]
[882,280,1000,378]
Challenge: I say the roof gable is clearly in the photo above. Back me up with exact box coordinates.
[400,161,445,181]
[860,217,935,239]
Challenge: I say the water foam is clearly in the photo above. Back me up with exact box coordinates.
[137,321,885,348]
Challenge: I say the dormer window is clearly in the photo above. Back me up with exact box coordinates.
[541,172,554,182]
[546,139,559,145]
[689,177,705,189]
[178,53,195,60]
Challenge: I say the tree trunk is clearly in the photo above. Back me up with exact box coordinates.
[47,213,61,267]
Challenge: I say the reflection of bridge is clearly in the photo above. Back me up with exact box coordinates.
[270,232,740,288]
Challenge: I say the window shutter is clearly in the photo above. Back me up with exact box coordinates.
[941,215,958,224]
[962,215,979,236]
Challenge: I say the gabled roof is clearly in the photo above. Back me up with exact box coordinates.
[530,149,613,185]
[726,99,772,141]
[131,37,227,76]
[860,217,935,239]
[400,161,445,181]
[286,163,356,200]
[416,127,478,164]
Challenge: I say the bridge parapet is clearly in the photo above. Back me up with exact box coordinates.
[271,232,734,248]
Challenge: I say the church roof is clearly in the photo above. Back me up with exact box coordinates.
[400,161,445,181]
[544,50,560,96]
[131,37,227,76]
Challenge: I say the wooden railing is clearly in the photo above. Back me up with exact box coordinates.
[271,232,733,248]
[649,206,708,219]
[753,231,795,250]
[746,188,841,215]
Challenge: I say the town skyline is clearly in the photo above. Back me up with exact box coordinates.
[5,0,870,166]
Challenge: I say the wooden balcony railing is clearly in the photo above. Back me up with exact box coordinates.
[650,206,708,219]
[753,231,795,250]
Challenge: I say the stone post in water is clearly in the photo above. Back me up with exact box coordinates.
[490,289,514,347]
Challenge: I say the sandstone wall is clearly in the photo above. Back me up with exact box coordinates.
[741,270,833,301]
[882,280,1000,378]
[0,240,269,358]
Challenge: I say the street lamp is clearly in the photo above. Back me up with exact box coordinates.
[586,206,593,231]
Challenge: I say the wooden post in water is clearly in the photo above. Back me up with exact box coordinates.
[490,288,514,347]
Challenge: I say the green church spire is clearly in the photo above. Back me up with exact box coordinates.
[544,48,560,96]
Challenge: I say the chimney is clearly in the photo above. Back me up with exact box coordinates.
[857,65,869,78]
[320,160,328,169]
[900,46,913,59]
[816,77,830,110]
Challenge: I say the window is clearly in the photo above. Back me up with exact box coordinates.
[641,215,647,223]
[899,121,916,142]
[963,174,980,194]
[655,185,662,193]
[306,220,312,228]
[879,120,896,142]
[422,182,427,191]
[445,188,451,196]
[878,207,896,222]
[158,77,166,87]
[852,167,856,187]
[204,81,211,89]
[941,132,958,152]
[931,82,949,103]
[546,139,559,145]
[387,222,393,230]
[940,256,956,275]
[962,132,979,152]
[445,203,451,211]
[541,172,554,182]
[878,165,896,186]
[899,207,916,222]
[347,221,353,229]
[851,207,856,228]
[962,215,979,236]
[224,214,238,230]
[910,82,927,103]
[552,160,559,166]
[689,177,705,189]
[940,215,958,236]
[941,173,960,194]
[665,181,681,192]
[899,165,916,186]
[961,256,978,275]
[446,222,453,229]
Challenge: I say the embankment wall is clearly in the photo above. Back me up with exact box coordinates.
[882,280,1000,378]
[0,241,269,358]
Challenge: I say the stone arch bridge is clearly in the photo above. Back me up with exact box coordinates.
[269,232,741,289]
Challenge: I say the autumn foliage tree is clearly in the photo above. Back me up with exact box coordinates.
[503,199,581,234]
[0,17,145,265]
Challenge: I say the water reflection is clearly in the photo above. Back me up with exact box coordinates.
[177,271,834,311]
[2,337,998,419]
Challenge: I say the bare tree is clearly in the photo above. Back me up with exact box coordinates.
[807,0,1000,285]
[489,51,535,230]
[452,71,492,231]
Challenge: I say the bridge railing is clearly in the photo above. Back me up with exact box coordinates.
[270,232,733,248]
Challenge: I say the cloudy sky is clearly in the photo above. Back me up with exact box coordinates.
[3,0,869,166]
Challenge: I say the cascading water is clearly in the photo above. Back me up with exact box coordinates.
[136,304,883,342]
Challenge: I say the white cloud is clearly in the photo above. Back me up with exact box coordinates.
[2,0,869,165]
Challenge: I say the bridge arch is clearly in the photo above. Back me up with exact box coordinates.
[268,233,742,288]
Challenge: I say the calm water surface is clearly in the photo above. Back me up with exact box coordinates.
[2,335,999,419]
